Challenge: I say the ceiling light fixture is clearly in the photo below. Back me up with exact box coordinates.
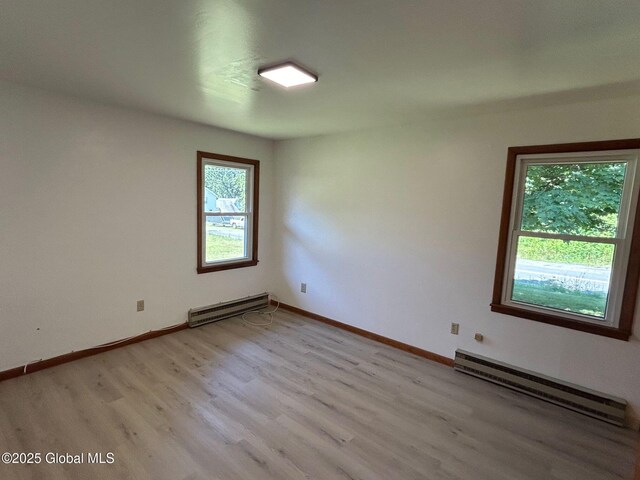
[258,62,318,88]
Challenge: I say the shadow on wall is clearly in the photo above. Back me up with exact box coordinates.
[432,79,640,121]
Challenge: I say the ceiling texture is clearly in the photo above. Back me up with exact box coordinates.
[1,0,639,139]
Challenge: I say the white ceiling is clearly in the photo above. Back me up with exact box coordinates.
[2,0,640,139]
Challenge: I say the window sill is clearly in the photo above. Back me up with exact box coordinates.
[490,303,630,341]
[197,259,258,274]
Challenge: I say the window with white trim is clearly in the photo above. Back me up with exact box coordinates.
[491,140,640,340]
[197,151,259,273]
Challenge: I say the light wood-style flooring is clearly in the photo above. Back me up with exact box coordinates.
[0,310,637,480]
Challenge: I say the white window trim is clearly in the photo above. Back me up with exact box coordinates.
[500,149,640,328]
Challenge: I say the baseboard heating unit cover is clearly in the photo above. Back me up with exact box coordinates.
[454,349,627,426]
[188,293,269,328]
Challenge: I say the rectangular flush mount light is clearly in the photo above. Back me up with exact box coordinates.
[258,62,318,88]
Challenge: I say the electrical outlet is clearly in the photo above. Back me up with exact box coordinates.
[300,283,307,293]
[137,300,144,312]
[450,323,459,335]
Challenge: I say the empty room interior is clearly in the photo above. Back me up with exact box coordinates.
[2,1,640,479]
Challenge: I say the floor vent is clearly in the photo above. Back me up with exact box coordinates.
[188,293,269,328]
[454,349,627,427]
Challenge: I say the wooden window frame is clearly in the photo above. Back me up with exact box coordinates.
[197,151,260,274]
[491,139,640,341]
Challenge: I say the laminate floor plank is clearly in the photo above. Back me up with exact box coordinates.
[0,311,637,479]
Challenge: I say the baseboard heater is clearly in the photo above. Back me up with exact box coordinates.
[454,349,627,427]
[188,293,269,328]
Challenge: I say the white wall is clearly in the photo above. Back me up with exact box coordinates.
[273,95,640,424]
[3,78,639,425]
[0,81,274,371]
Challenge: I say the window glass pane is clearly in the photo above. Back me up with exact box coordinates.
[511,236,614,319]
[521,162,626,237]
[205,215,247,262]
[203,164,247,212]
